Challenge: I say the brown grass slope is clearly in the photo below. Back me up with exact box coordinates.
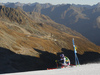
[0,6,100,58]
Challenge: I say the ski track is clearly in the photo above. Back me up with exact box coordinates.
[2,63,100,75]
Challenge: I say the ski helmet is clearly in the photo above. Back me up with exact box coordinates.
[60,54,64,58]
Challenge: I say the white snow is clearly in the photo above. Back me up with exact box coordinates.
[2,63,100,75]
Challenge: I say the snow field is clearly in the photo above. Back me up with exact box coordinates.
[2,63,100,75]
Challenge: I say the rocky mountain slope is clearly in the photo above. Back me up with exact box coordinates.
[0,5,100,55]
[40,4,100,45]
[4,2,100,45]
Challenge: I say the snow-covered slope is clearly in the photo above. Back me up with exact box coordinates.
[2,63,100,75]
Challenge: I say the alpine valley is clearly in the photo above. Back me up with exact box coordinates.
[2,2,100,45]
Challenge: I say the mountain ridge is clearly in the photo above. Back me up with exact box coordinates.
[0,5,100,56]
[19,2,100,45]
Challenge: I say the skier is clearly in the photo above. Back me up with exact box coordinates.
[59,54,70,67]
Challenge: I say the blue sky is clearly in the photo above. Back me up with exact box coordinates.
[0,0,100,5]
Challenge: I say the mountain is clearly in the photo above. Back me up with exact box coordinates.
[93,2,100,8]
[41,4,100,45]
[0,2,52,12]
[2,2,100,45]
[32,3,100,45]
[0,5,100,74]
[0,5,99,55]
[72,4,92,8]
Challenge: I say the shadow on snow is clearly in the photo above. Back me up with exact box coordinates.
[0,47,100,74]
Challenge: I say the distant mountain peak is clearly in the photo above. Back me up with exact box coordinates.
[97,2,100,4]
[97,2,100,6]
[15,2,25,6]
